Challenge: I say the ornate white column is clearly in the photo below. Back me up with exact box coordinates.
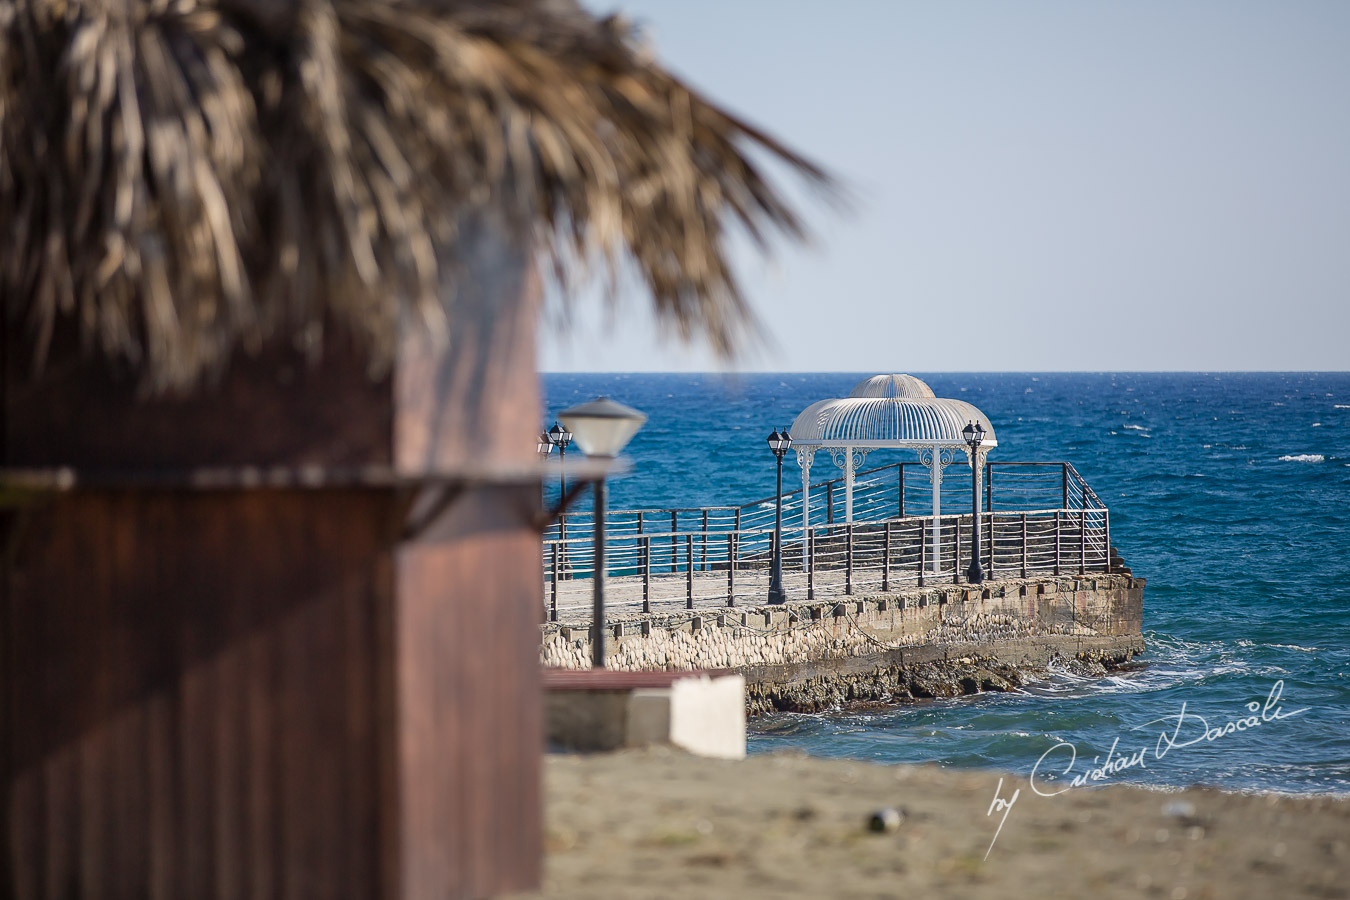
[919,444,959,575]
[829,446,870,524]
[844,444,854,522]
[796,446,816,558]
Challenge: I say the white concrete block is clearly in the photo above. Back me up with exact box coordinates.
[624,674,746,760]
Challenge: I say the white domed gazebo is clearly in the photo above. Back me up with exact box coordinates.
[789,374,997,572]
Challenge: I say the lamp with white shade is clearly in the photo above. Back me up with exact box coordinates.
[558,397,647,668]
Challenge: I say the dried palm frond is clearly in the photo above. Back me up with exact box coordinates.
[0,0,830,393]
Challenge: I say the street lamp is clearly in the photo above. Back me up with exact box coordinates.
[963,420,986,584]
[547,420,574,577]
[559,397,647,668]
[546,421,572,495]
[537,430,554,460]
[766,428,792,605]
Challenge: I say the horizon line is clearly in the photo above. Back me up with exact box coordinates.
[540,369,1350,376]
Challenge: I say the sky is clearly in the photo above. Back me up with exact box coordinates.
[541,0,1350,373]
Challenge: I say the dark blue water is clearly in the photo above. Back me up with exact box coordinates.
[541,373,1350,794]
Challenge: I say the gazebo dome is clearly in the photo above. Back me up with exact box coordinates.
[790,374,996,449]
[787,374,999,566]
[790,396,997,447]
[847,373,936,400]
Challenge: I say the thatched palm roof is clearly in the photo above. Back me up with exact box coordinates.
[0,0,828,392]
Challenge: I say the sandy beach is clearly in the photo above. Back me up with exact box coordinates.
[527,747,1350,899]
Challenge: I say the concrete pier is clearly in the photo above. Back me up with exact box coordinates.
[540,573,1144,713]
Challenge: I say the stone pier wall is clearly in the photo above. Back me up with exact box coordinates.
[540,574,1145,713]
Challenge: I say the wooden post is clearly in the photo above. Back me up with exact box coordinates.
[1055,510,1062,576]
[826,481,835,524]
[1104,510,1111,573]
[671,510,678,573]
[1062,463,1069,510]
[845,523,854,595]
[642,536,651,614]
[882,520,891,592]
[685,534,694,609]
[954,517,962,584]
[897,463,905,518]
[807,527,816,601]
[727,533,736,606]
[1080,509,1087,576]
[701,509,709,571]
[592,480,608,668]
[1021,514,1028,578]
[559,512,569,579]
[918,519,927,587]
[551,543,559,622]
[987,514,995,577]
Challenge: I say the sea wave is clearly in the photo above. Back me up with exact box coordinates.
[1233,639,1318,652]
[1278,454,1324,463]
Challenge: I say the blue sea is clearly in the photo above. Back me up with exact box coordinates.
[542,373,1350,795]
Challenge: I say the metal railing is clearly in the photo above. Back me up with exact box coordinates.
[542,461,1111,622]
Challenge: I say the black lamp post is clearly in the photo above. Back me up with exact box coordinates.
[767,428,792,605]
[547,420,573,577]
[559,397,647,668]
[963,420,986,584]
[547,421,572,495]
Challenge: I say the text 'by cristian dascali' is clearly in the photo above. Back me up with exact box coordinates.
[983,680,1309,860]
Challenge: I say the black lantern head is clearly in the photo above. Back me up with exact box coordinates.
[548,420,572,449]
[537,431,554,458]
[963,420,985,450]
[767,428,792,457]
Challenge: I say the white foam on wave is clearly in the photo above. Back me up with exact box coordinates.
[1278,454,1325,463]
[1236,639,1317,653]
[1123,423,1149,431]
[1336,404,1350,409]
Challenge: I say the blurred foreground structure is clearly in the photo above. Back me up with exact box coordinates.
[1,216,547,897]
[0,1,822,896]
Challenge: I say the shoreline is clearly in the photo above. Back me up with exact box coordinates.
[742,734,1350,800]
[744,638,1142,715]
[746,668,1341,800]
